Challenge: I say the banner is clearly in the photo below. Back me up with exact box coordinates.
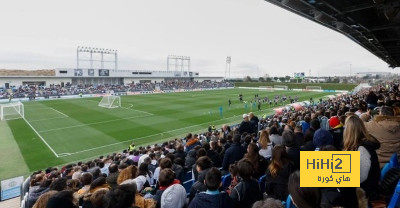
[1,176,24,200]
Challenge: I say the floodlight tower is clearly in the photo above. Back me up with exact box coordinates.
[226,56,231,80]
[167,55,191,72]
[77,46,118,69]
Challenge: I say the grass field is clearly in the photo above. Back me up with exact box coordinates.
[0,88,336,180]
[234,82,357,91]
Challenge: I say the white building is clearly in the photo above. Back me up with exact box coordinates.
[0,69,224,88]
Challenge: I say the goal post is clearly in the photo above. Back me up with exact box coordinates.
[259,86,274,91]
[274,85,288,90]
[0,102,25,120]
[98,95,121,109]
[306,86,322,90]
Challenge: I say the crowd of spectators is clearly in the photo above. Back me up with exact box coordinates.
[0,81,233,99]
[21,80,400,208]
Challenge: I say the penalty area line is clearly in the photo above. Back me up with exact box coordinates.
[22,117,59,158]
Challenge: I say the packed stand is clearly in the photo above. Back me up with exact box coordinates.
[22,81,400,208]
[0,81,233,100]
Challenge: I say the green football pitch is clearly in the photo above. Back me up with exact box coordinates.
[0,88,336,180]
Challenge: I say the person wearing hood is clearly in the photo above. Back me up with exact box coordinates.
[189,167,233,208]
[364,106,400,167]
[343,115,380,200]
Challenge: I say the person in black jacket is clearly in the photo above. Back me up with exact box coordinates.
[203,143,221,167]
[248,112,259,133]
[229,158,262,208]
[189,156,213,202]
[238,114,254,134]
[189,167,233,208]
[265,145,295,201]
[282,130,301,170]
[222,134,245,173]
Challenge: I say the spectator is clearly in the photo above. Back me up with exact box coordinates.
[117,165,138,185]
[244,143,268,179]
[103,184,137,208]
[301,128,316,151]
[265,145,295,201]
[185,133,201,153]
[77,172,93,198]
[269,126,282,146]
[106,164,119,189]
[343,115,380,200]
[238,114,254,134]
[229,158,263,208]
[153,168,180,208]
[258,130,272,159]
[222,134,245,172]
[46,190,78,208]
[301,116,311,134]
[135,163,151,192]
[160,182,186,208]
[248,112,259,133]
[293,126,304,147]
[252,198,283,208]
[203,142,221,168]
[89,188,109,208]
[328,115,344,150]
[282,130,300,170]
[32,190,57,208]
[28,179,52,208]
[174,144,186,164]
[313,129,333,150]
[288,171,321,208]
[185,149,197,171]
[189,156,213,202]
[364,106,400,167]
[189,167,234,208]
[226,163,240,195]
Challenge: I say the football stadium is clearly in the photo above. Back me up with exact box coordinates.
[1,0,400,208]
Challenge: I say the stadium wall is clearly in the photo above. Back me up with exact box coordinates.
[0,77,72,88]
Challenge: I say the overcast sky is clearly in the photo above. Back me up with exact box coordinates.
[0,0,394,78]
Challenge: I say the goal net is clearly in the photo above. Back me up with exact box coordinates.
[259,86,274,91]
[306,86,322,90]
[98,95,121,109]
[0,102,24,120]
[274,85,288,90]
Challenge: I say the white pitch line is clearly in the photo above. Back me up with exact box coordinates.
[50,108,69,117]
[28,116,68,122]
[57,93,328,157]
[22,117,59,158]
[57,111,272,157]
[38,114,151,133]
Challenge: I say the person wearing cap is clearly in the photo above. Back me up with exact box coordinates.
[238,114,254,135]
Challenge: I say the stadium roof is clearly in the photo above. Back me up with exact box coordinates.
[265,0,400,68]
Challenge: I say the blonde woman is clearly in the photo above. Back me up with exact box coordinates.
[258,130,272,160]
[343,115,380,200]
